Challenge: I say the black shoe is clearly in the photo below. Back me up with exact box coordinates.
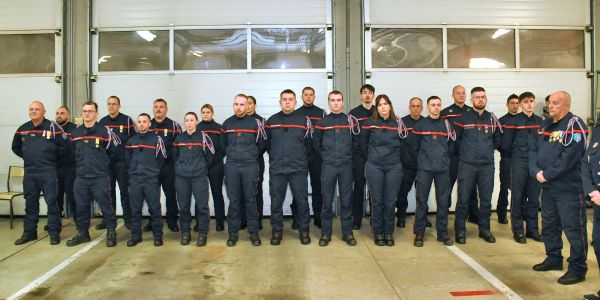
[197,233,207,247]
[437,235,454,246]
[227,233,239,247]
[456,232,466,244]
[43,224,49,231]
[154,237,163,247]
[532,259,563,272]
[468,216,479,224]
[396,219,405,228]
[426,220,432,228]
[193,223,199,232]
[181,232,191,245]
[291,222,299,230]
[583,291,600,300]
[498,217,508,224]
[106,229,117,247]
[250,233,261,246]
[414,235,424,247]
[557,271,585,285]
[15,232,37,245]
[514,233,527,244]
[49,232,60,245]
[353,224,361,230]
[299,232,311,245]
[215,224,225,232]
[342,234,357,246]
[270,231,282,246]
[478,232,496,243]
[66,230,91,247]
[374,234,385,246]
[314,216,321,229]
[95,223,107,230]
[127,234,142,247]
[319,234,331,246]
[526,232,543,242]
[143,223,152,232]
[384,234,395,246]
[168,224,180,233]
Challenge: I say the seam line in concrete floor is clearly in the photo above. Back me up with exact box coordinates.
[359,228,403,300]
[6,222,122,300]
[0,220,74,263]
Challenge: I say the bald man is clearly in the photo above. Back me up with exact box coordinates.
[530,91,588,285]
[12,101,67,245]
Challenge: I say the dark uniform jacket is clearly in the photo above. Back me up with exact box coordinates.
[313,112,357,166]
[501,112,543,165]
[412,116,455,172]
[221,114,266,165]
[71,122,116,178]
[58,121,77,167]
[173,130,212,178]
[361,117,404,168]
[198,120,224,168]
[349,104,375,159]
[99,113,135,162]
[498,112,518,158]
[296,104,326,160]
[12,118,67,171]
[582,125,600,195]
[400,114,422,169]
[150,117,181,163]
[453,109,502,165]
[266,110,310,175]
[125,131,165,179]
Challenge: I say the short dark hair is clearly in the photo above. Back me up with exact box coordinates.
[280,89,296,98]
[360,84,375,94]
[545,95,550,103]
[302,86,315,94]
[246,95,256,104]
[427,96,441,104]
[107,95,121,104]
[153,98,168,106]
[519,92,536,102]
[201,104,214,113]
[506,94,519,104]
[138,113,151,121]
[185,111,198,120]
[57,105,70,113]
[328,90,344,101]
[471,87,485,95]
[82,101,98,111]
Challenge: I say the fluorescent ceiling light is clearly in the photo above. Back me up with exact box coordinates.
[136,30,156,42]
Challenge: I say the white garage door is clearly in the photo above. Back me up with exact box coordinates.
[0,0,62,216]
[91,0,333,216]
[365,0,591,212]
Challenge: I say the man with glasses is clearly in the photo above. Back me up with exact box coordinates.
[67,101,118,247]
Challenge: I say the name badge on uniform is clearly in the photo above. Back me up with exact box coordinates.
[593,142,598,148]
[46,131,51,139]
[95,138,100,148]
[119,125,123,133]
[164,128,168,136]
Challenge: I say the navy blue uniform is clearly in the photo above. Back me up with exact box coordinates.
[99,113,134,225]
[453,109,502,236]
[497,112,517,221]
[240,113,266,227]
[361,117,404,236]
[150,117,181,228]
[12,119,66,235]
[412,117,454,237]
[125,132,165,238]
[441,103,478,218]
[57,121,76,217]
[397,115,422,222]
[293,104,326,225]
[501,112,543,236]
[313,112,357,236]
[531,112,588,277]
[349,104,375,227]
[266,110,311,234]
[198,120,225,229]
[222,114,266,234]
[173,130,212,234]
[581,125,600,272]
[71,123,117,231]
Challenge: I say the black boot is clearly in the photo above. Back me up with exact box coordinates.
[127,233,142,247]
[384,234,395,246]
[318,234,331,247]
[106,229,117,247]
[342,234,357,246]
[270,231,282,246]
[15,232,38,245]
[299,232,311,245]
[197,233,207,247]
[49,232,60,245]
[181,232,191,245]
[66,230,91,247]
[154,237,163,247]
[374,234,385,246]
[414,234,424,247]
[227,233,239,247]
[250,233,261,246]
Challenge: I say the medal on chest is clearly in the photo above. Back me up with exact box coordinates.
[120,125,123,133]
[164,128,168,136]
[95,138,100,148]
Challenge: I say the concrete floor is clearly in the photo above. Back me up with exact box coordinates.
[0,213,598,300]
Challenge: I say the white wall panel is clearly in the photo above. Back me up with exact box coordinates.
[0,0,61,30]
[94,0,328,28]
[0,77,61,216]
[93,72,329,216]
[369,0,588,26]
[370,70,590,213]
